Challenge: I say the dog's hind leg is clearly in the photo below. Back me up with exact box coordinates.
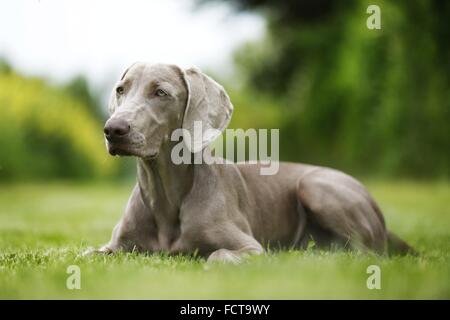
[296,169,388,253]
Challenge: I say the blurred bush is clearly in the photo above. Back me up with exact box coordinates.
[63,75,105,121]
[209,0,450,178]
[0,61,118,181]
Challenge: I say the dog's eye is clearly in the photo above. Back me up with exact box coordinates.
[155,89,168,97]
[116,86,124,95]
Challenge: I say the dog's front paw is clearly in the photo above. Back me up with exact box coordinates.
[207,249,242,264]
[82,246,113,257]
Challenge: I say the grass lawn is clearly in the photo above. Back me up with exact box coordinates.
[0,180,449,299]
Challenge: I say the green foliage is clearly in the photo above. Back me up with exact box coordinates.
[221,0,450,178]
[0,70,118,180]
[63,75,105,121]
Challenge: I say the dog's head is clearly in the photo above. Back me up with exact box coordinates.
[104,62,233,159]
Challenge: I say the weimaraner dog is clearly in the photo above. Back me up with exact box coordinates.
[87,62,413,263]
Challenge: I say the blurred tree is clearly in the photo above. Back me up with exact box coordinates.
[0,57,12,74]
[0,68,118,181]
[64,75,104,121]
[204,0,450,178]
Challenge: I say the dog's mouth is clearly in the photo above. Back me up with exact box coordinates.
[108,144,135,156]
[144,152,159,160]
[106,139,138,156]
[107,142,158,159]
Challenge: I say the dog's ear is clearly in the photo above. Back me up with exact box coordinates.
[182,67,233,153]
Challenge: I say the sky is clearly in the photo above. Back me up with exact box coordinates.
[0,0,264,92]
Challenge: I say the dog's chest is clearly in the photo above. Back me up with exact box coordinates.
[146,220,183,253]
[154,230,178,251]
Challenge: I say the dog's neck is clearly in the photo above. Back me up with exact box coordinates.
[137,142,194,227]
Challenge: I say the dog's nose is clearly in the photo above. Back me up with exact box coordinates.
[104,118,130,140]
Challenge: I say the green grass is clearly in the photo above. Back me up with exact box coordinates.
[0,180,449,299]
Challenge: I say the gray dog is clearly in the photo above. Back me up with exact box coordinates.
[87,62,413,263]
